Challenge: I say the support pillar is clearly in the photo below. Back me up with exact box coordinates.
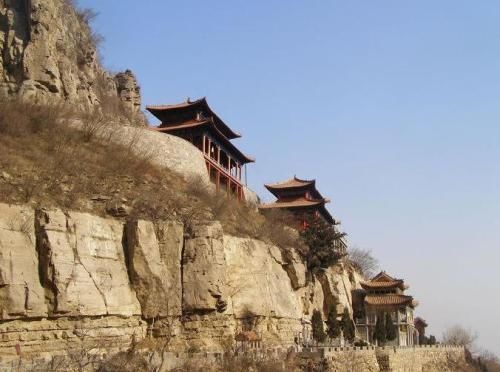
[397,311,401,346]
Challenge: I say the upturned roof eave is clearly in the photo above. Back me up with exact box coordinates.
[146,97,242,139]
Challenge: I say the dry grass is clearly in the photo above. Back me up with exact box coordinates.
[0,99,303,250]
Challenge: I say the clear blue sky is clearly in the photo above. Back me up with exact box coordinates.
[80,0,500,354]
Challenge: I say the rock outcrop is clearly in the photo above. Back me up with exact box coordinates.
[35,208,141,317]
[0,0,143,118]
[0,202,364,367]
[115,70,142,114]
[183,222,228,313]
[225,236,303,319]
[126,219,183,318]
[0,204,47,319]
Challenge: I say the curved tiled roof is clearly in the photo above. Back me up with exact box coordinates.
[365,294,417,307]
[146,97,241,140]
[259,197,326,209]
[265,176,316,190]
[361,271,408,291]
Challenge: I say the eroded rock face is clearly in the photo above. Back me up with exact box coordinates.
[316,263,363,317]
[281,248,307,290]
[126,219,183,318]
[0,201,365,364]
[115,70,141,113]
[0,0,142,115]
[0,204,47,319]
[36,209,141,317]
[224,236,302,319]
[182,222,228,313]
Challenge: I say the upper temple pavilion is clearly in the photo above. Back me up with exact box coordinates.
[147,98,254,200]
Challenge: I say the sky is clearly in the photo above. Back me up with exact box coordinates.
[79,0,500,355]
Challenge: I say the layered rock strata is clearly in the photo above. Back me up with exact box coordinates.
[0,202,362,366]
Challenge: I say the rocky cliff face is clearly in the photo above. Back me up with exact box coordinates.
[0,0,143,119]
[0,202,362,365]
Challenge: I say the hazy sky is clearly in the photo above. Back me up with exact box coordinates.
[79,0,500,354]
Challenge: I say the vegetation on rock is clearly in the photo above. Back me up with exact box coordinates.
[340,308,356,343]
[0,100,302,247]
[300,217,346,272]
[325,305,341,340]
[311,309,327,344]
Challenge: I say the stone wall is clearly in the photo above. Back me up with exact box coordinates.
[317,345,467,372]
[376,345,467,372]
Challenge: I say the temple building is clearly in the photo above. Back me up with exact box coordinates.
[147,98,254,200]
[259,176,347,254]
[354,271,419,346]
[259,177,334,224]
[234,331,262,351]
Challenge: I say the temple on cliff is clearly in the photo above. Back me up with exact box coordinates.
[259,176,334,224]
[259,176,347,254]
[355,271,419,346]
[147,98,254,200]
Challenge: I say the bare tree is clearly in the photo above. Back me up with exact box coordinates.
[347,247,379,278]
[442,325,477,350]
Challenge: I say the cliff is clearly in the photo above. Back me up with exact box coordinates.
[0,202,361,367]
[0,0,144,122]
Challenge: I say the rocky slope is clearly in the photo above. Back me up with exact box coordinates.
[0,202,362,365]
[0,0,143,120]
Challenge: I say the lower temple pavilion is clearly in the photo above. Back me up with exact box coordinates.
[354,271,420,346]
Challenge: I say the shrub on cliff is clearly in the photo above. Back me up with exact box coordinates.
[326,305,341,340]
[311,309,327,344]
[0,99,304,249]
[340,308,356,343]
[300,217,346,272]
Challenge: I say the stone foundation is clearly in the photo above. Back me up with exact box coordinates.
[315,345,467,372]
